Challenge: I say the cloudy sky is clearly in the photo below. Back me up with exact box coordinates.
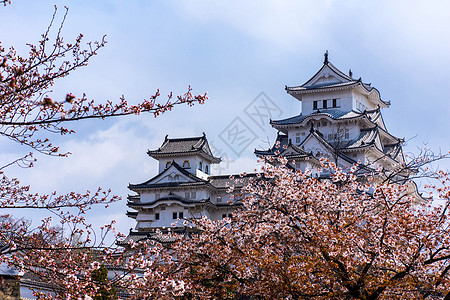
[1,0,450,236]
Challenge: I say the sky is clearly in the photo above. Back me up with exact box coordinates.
[1,0,450,238]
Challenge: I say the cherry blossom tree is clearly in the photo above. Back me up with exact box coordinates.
[164,156,450,300]
[0,4,206,298]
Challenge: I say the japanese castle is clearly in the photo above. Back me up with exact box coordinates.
[123,52,411,242]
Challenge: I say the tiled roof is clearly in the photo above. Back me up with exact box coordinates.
[127,193,211,208]
[117,228,197,245]
[209,173,258,189]
[287,80,360,91]
[271,109,364,126]
[254,133,316,162]
[291,61,353,89]
[148,133,220,163]
[383,142,403,160]
[285,59,390,107]
[130,181,209,190]
[126,211,138,218]
[129,157,258,193]
[128,161,208,190]
[344,127,378,149]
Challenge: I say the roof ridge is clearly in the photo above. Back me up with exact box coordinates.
[166,136,204,142]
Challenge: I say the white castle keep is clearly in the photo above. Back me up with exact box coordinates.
[123,53,411,243]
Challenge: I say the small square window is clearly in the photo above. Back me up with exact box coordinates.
[185,192,190,200]
[173,212,177,219]
[179,212,183,219]
[191,192,196,199]
[155,213,160,220]
[222,214,227,218]
[313,101,318,110]
[323,100,328,109]
[344,133,349,139]
[296,137,300,143]
[332,98,337,108]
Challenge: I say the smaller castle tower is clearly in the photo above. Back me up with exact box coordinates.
[122,134,255,244]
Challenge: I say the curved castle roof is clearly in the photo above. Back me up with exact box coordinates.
[147,133,221,163]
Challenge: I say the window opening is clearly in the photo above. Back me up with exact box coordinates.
[183,160,190,168]
[155,213,160,220]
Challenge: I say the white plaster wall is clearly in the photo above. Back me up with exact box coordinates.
[158,156,198,174]
[210,209,234,220]
[157,156,213,176]
[301,90,352,115]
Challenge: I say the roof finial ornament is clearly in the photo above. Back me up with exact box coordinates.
[324,50,329,64]
[349,69,353,78]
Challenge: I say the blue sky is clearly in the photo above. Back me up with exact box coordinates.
[1,1,449,235]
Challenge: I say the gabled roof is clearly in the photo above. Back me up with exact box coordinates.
[296,60,354,88]
[147,133,221,163]
[254,133,320,164]
[299,125,335,152]
[285,55,390,108]
[342,127,379,150]
[128,161,209,191]
[299,126,370,167]
[383,142,404,161]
